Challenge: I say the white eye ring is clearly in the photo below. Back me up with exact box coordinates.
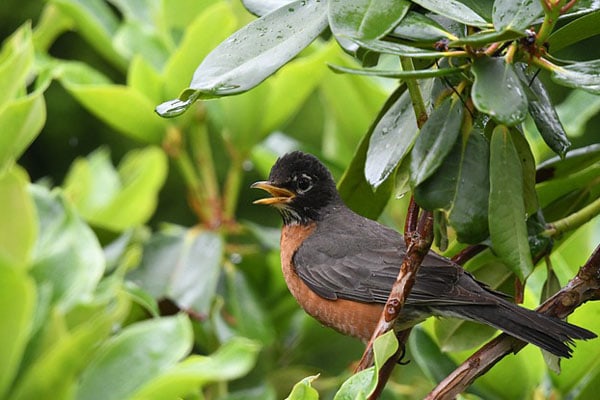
[295,173,313,193]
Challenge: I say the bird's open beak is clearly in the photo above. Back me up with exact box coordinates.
[251,181,295,205]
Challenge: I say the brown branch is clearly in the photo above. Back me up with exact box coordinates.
[354,198,434,398]
[426,242,600,400]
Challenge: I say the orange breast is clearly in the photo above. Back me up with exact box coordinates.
[280,224,383,341]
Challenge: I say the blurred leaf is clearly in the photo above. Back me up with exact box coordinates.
[365,80,432,187]
[410,96,464,186]
[130,227,223,315]
[64,147,168,231]
[0,90,47,172]
[164,0,217,29]
[328,0,410,41]
[411,0,488,27]
[285,374,320,400]
[334,368,374,400]
[549,9,600,52]
[537,143,600,181]
[391,11,456,41]
[128,55,163,103]
[108,0,162,31]
[162,2,237,100]
[472,57,527,126]
[76,314,193,400]
[551,60,600,94]
[243,0,295,17]
[538,165,599,219]
[435,319,496,352]
[30,186,105,311]
[130,337,260,399]
[113,21,170,71]
[123,281,160,317]
[408,327,458,384]
[0,23,34,107]
[10,295,129,400]
[511,128,538,215]
[51,0,126,70]
[516,65,570,157]
[0,265,35,398]
[0,167,38,267]
[59,63,167,143]
[448,130,490,243]
[156,0,328,117]
[556,89,600,137]
[492,0,542,32]
[489,125,533,281]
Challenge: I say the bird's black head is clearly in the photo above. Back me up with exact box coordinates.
[251,151,341,225]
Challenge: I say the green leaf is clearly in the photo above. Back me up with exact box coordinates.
[107,0,162,31]
[285,374,320,400]
[435,318,496,352]
[0,167,38,267]
[548,9,600,52]
[112,21,170,71]
[355,38,455,58]
[516,65,570,157]
[448,130,490,243]
[0,266,35,398]
[411,0,488,27]
[0,90,47,172]
[9,295,129,400]
[511,128,538,215]
[128,55,163,104]
[410,96,464,186]
[328,63,463,79]
[334,368,374,400]
[156,0,328,117]
[551,60,600,94]
[556,90,600,137]
[365,81,432,187]
[449,28,524,45]
[63,147,168,231]
[51,0,126,70]
[489,125,533,281]
[391,11,456,41]
[59,64,167,143]
[328,0,410,41]
[492,0,543,32]
[472,57,527,126]
[373,330,399,369]
[130,337,260,400]
[536,143,600,181]
[162,2,237,100]
[408,327,458,384]
[76,315,193,400]
[0,23,34,107]
[30,186,105,311]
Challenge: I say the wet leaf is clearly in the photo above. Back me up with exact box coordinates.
[410,96,464,186]
[472,57,527,126]
[551,60,600,94]
[328,0,410,41]
[492,0,543,32]
[511,128,538,215]
[549,9,600,52]
[411,0,488,27]
[391,11,456,42]
[489,125,533,281]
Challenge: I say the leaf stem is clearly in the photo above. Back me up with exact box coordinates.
[191,120,222,215]
[400,57,428,128]
[222,144,244,224]
[544,195,600,237]
[536,0,567,46]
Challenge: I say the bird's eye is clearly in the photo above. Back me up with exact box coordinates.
[296,174,313,193]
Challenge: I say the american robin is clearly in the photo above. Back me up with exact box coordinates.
[251,151,595,357]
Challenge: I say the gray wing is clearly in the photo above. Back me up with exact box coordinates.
[293,208,502,306]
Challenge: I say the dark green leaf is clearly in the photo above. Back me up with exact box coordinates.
[410,97,464,186]
[337,86,406,218]
[356,38,455,58]
[492,0,543,32]
[391,11,456,42]
[516,65,570,157]
[328,0,410,41]
[30,186,105,311]
[411,0,488,27]
[551,60,600,94]
[472,57,527,126]
[328,63,463,79]
[510,128,538,215]
[0,167,37,267]
[448,130,490,243]
[489,125,533,281]
[129,227,223,315]
[549,9,600,52]
[76,315,193,400]
[536,143,600,181]
[365,81,432,187]
[449,29,523,45]
[408,327,458,383]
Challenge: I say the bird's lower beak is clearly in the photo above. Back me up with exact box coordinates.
[251,181,295,205]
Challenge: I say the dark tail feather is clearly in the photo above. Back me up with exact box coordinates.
[448,301,596,358]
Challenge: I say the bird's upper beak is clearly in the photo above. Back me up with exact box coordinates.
[251,181,295,205]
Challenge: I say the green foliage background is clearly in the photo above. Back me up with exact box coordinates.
[1,0,599,399]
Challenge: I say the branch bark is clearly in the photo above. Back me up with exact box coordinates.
[426,242,600,400]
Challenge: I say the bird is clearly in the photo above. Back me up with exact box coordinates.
[251,151,596,358]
